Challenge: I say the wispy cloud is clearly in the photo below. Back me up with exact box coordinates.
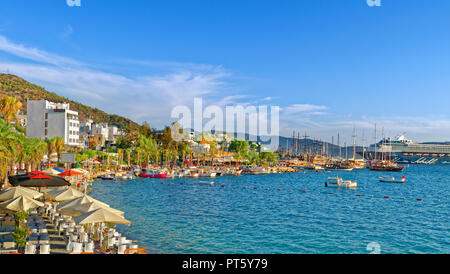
[0,34,236,128]
[0,34,80,66]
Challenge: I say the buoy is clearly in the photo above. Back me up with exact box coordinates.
[417,198,422,201]
[356,194,361,197]
[384,196,390,199]
[180,183,184,185]
[221,185,225,187]
[160,182,164,184]
[301,190,306,193]
[328,193,334,195]
[200,184,204,186]
[277,189,281,191]
[254,187,258,190]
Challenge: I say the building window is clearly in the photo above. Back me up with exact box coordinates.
[45,113,48,119]
[44,129,48,136]
[45,121,48,127]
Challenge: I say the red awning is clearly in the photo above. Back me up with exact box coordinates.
[58,170,83,177]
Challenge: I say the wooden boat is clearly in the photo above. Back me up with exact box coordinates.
[368,161,404,172]
[325,177,357,188]
[379,176,406,183]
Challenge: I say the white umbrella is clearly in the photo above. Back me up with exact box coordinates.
[0,186,43,201]
[0,195,44,212]
[57,195,111,210]
[45,188,84,202]
[58,201,124,217]
[73,208,131,226]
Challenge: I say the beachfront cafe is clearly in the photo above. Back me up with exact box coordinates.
[0,170,145,254]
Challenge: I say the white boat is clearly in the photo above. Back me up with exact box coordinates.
[379,176,406,183]
[325,177,358,188]
[185,171,199,178]
[199,172,216,178]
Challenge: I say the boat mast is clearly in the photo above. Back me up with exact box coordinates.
[374,123,377,161]
[345,142,348,161]
[362,131,366,162]
[353,127,357,161]
[382,127,385,162]
[338,133,341,159]
[331,136,334,160]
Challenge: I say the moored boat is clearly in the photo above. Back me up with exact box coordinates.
[379,176,406,183]
[325,177,358,188]
[139,169,167,178]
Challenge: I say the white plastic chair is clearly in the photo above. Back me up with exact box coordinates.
[84,242,94,253]
[80,233,89,243]
[71,242,83,253]
[40,228,48,234]
[118,237,127,245]
[70,234,78,242]
[66,241,73,251]
[117,244,127,254]
[40,244,50,254]
[25,243,36,254]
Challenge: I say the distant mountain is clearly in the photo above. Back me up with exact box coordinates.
[0,73,138,129]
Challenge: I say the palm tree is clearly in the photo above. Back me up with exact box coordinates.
[125,148,132,167]
[117,149,123,166]
[45,138,57,168]
[135,147,141,167]
[0,119,23,187]
[54,136,65,164]
[0,96,22,125]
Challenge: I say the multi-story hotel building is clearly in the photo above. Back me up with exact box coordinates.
[26,100,80,146]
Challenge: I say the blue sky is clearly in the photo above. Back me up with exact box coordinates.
[1,0,450,143]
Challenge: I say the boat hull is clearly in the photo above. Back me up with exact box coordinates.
[139,174,167,178]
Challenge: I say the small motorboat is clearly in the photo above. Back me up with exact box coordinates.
[199,172,217,178]
[139,169,167,179]
[379,176,406,183]
[325,177,358,188]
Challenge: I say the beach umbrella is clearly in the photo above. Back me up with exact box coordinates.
[58,201,124,217]
[58,170,83,177]
[73,208,131,226]
[0,186,43,201]
[0,195,44,212]
[57,195,123,215]
[8,174,71,188]
[41,168,61,175]
[45,187,84,202]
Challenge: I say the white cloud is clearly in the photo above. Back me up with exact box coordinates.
[0,35,236,128]
[282,104,327,115]
[0,34,80,66]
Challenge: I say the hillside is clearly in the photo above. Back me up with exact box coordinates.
[0,73,138,129]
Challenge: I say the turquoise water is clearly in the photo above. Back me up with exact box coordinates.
[90,165,449,254]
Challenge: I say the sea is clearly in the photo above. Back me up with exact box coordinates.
[90,165,449,254]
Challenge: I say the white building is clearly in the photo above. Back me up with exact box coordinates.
[26,100,80,146]
[91,123,121,142]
